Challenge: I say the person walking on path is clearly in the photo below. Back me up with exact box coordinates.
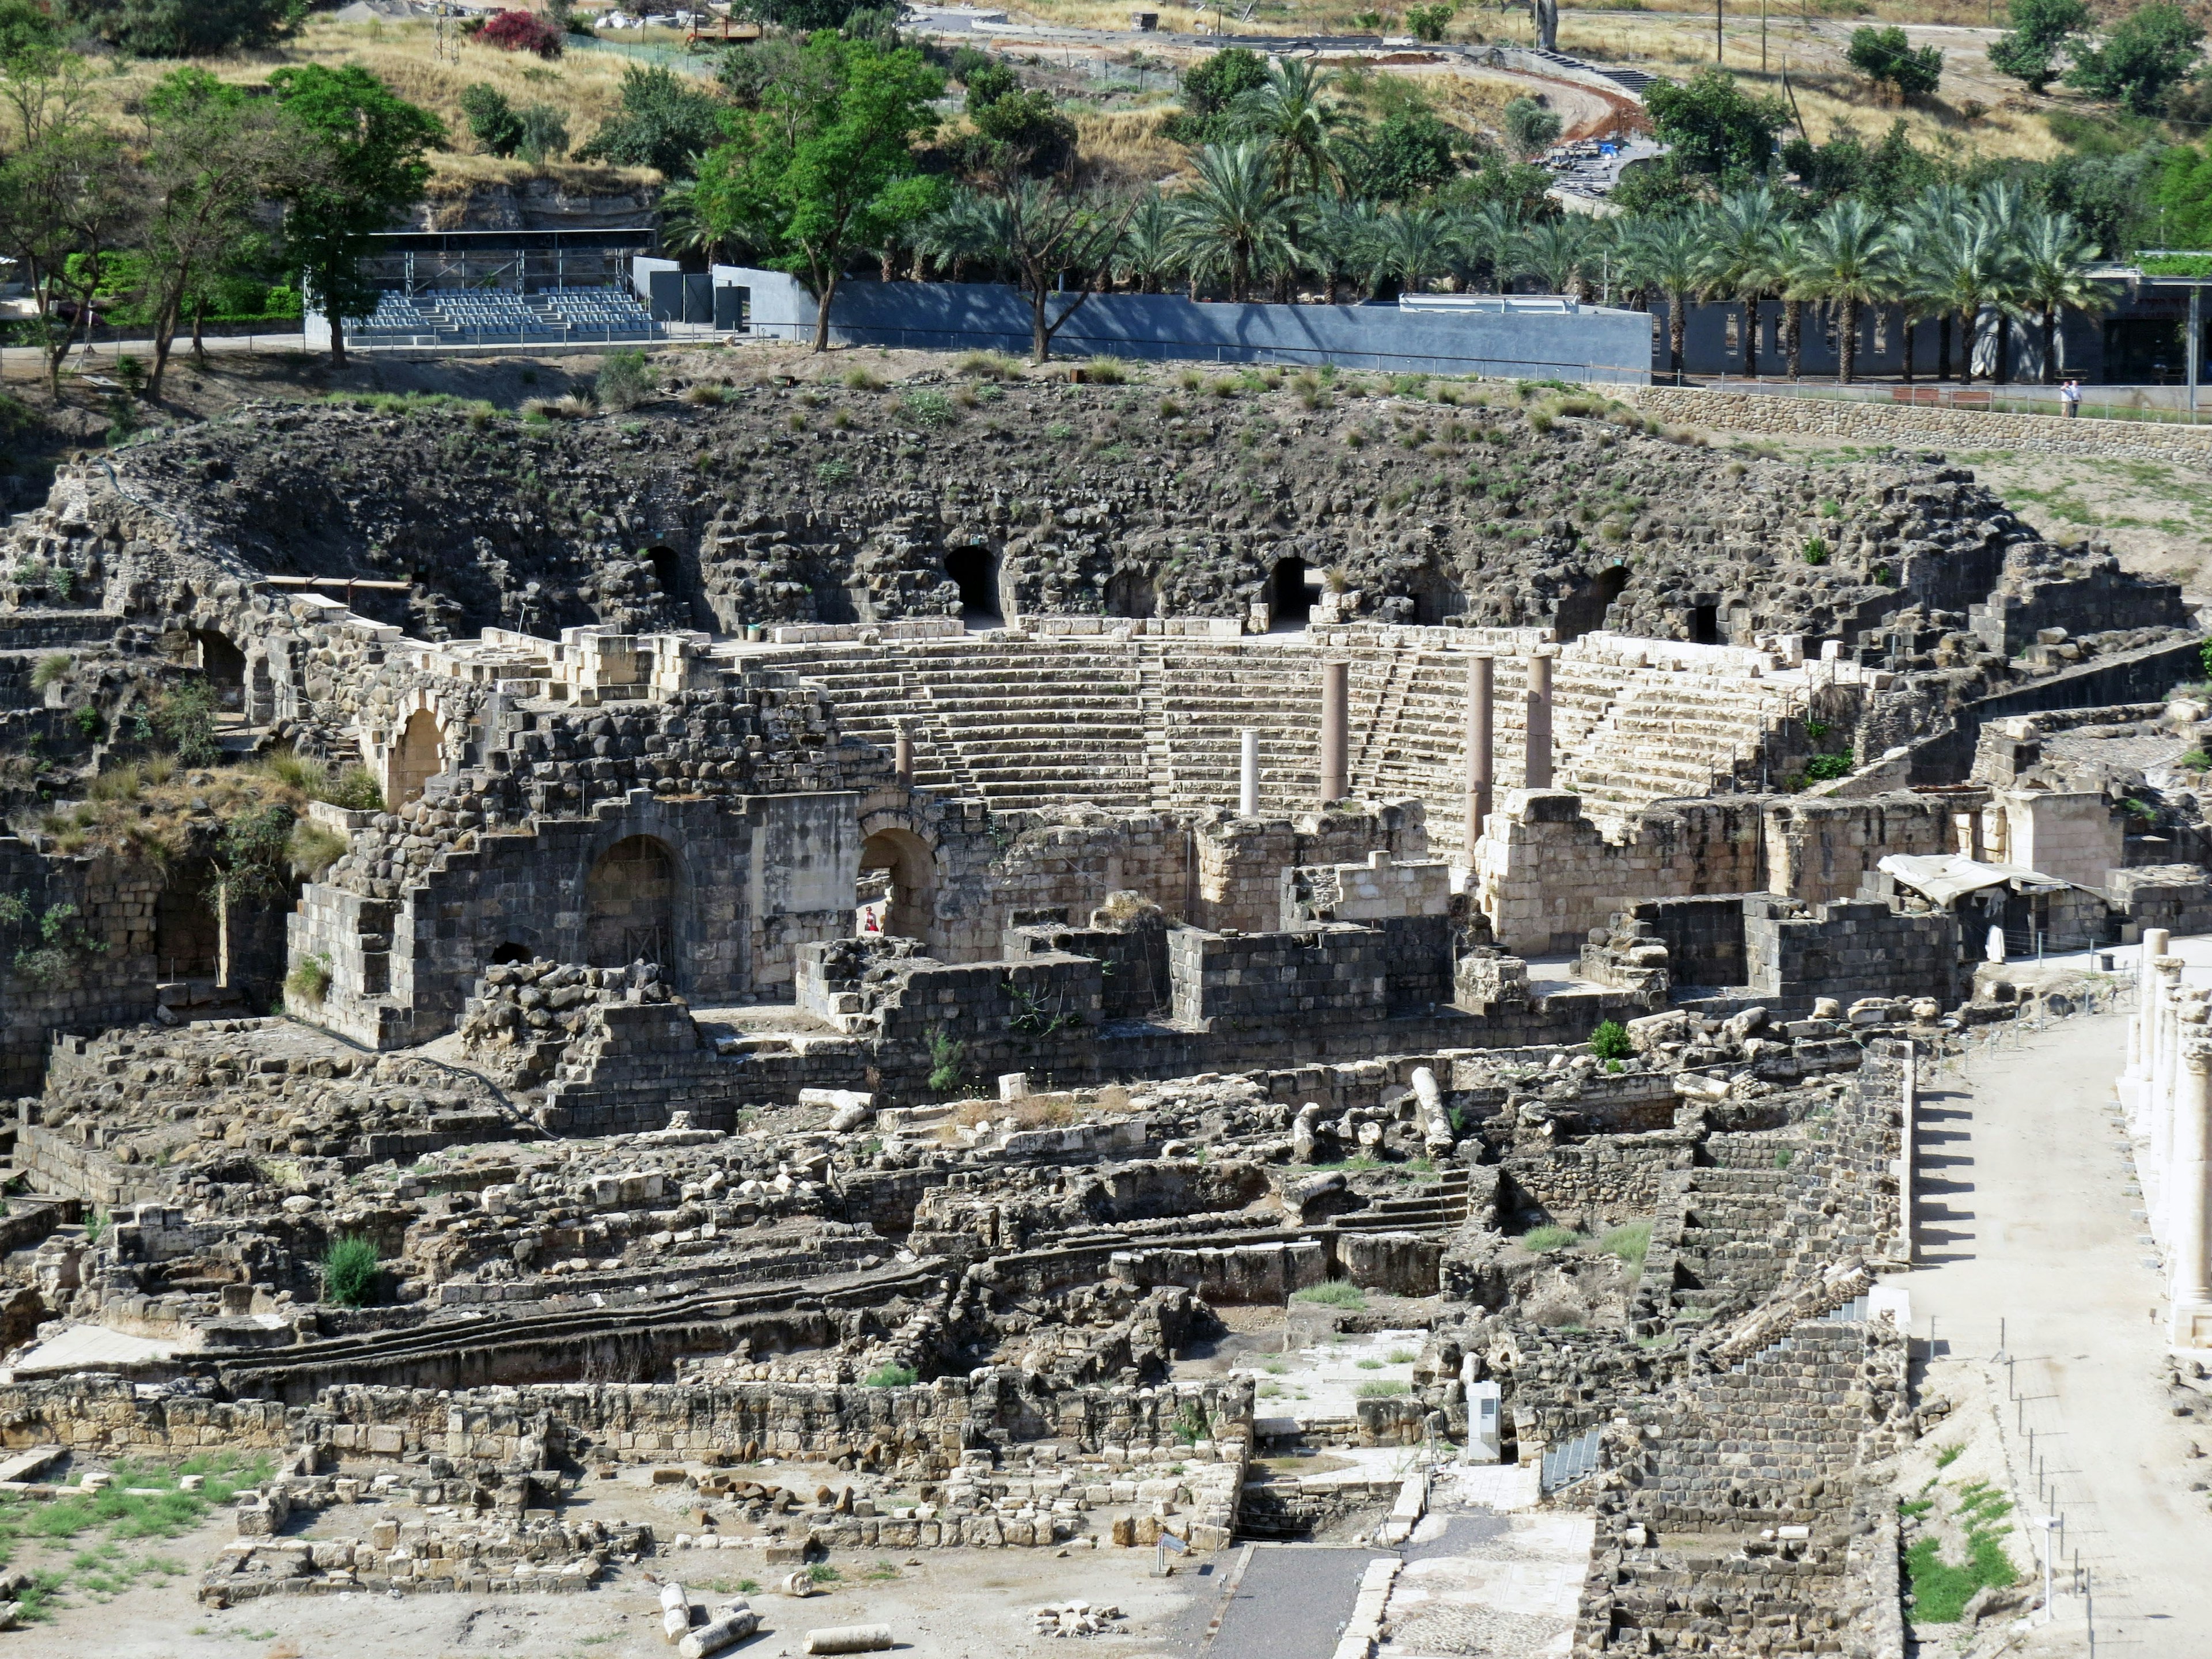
[2062,378,2081,417]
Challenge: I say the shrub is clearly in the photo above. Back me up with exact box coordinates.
[955,351,1020,379]
[864,1362,917,1387]
[1521,1225,1583,1252]
[926,1026,966,1094]
[1355,1378,1409,1397]
[321,766,385,812]
[516,101,570,164]
[320,1234,381,1307]
[1588,1018,1633,1061]
[1085,355,1128,384]
[1291,1278,1365,1307]
[285,953,332,1005]
[153,681,219,767]
[1846,24,1942,96]
[1599,1221,1652,1270]
[30,652,69,691]
[287,823,347,880]
[1802,536,1830,564]
[842,366,882,391]
[900,389,957,429]
[1804,753,1854,782]
[2181,749,2212,771]
[596,349,656,412]
[482,8,566,56]
[460,82,524,157]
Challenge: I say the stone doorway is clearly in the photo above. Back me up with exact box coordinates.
[858,827,936,944]
[193,630,247,713]
[584,836,677,970]
[1554,565,1630,643]
[1269,556,1312,628]
[385,709,445,809]
[944,548,1001,626]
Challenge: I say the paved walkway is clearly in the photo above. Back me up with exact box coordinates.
[1911,1000,2212,1654]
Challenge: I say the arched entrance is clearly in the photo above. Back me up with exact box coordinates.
[385,708,446,808]
[193,631,246,713]
[1105,568,1156,619]
[585,836,676,968]
[945,548,1001,626]
[644,543,681,596]
[1554,565,1630,643]
[858,827,937,943]
[1409,566,1465,627]
[1690,603,1721,645]
[489,941,534,966]
[1269,556,1312,629]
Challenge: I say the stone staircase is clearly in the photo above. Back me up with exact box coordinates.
[1656,1166,1794,1315]
[1335,1166,1472,1234]
[1559,672,1794,823]
[766,630,1806,832]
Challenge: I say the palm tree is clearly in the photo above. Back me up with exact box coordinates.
[2012,207,2110,383]
[916,192,1003,285]
[1112,190,1181,294]
[1365,203,1459,296]
[1971,180,2039,383]
[1763,220,1809,379]
[1229,59,1350,196]
[1624,212,1708,381]
[1907,184,1974,380]
[1880,212,1943,384]
[1790,198,1896,385]
[1306,195,1384,303]
[1169,142,1297,304]
[1920,206,2014,387]
[1455,202,1525,295]
[1514,218,1591,301]
[1699,185,1786,378]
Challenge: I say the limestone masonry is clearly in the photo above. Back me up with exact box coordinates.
[0,362,2202,1657]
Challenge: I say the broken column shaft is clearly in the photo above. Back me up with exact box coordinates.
[1319,659,1348,805]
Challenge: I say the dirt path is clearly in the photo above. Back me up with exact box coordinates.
[1907,999,2212,1654]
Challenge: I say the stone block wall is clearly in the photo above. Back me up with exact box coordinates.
[1167,924,1392,1033]
[1195,804,1429,936]
[1279,850,1452,926]
[0,839,165,1093]
[1991,789,2123,892]
[1626,894,1753,989]
[2111,863,2212,937]
[1475,791,1766,956]
[1743,898,1963,1007]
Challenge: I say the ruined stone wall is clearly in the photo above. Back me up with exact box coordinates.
[1475,791,1767,957]
[1743,899,1963,1007]
[0,839,165,1093]
[1761,794,1957,906]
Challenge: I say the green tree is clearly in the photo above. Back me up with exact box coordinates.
[691,33,944,353]
[1642,67,1786,181]
[2066,1,2204,113]
[1229,59,1350,195]
[1502,96,1563,161]
[270,65,444,368]
[460,82,524,158]
[1625,211,1708,377]
[2012,207,2108,382]
[928,180,1135,361]
[0,0,57,61]
[1699,184,1785,376]
[1513,215,1594,301]
[1847,25,1944,99]
[740,0,877,28]
[1987,0,2092,92]
[1405,2,1455,42]
[1362,202,1458,294]
[135,67,310,400]
[1109,188,1181,294]
[517,103,570,164]
[0,126,143,398]
[1165,45,1267,144]
[1168,140,1297,303]
[1791,196,1897,384]
[58,0,304,54]
[576,64,728,177]
[1348,109,1462,201]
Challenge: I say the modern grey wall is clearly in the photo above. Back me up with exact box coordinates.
[707,267,1652,382]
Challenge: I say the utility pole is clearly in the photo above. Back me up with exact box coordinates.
[1761,0,1768,70]
[1717,0,1724,62]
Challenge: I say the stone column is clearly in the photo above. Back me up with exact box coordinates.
[1319,659,1348,806]
[1465,654,1493,853]
[1238,728,1259,818]
[1524,651,1554,791]
[2130,928,2170,1083]
[2173,1035,2212,1343]
[893,727,914,788]
[2152,958,2186,1234]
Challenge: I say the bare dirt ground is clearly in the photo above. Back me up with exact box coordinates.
[33,1513,1222,1659]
